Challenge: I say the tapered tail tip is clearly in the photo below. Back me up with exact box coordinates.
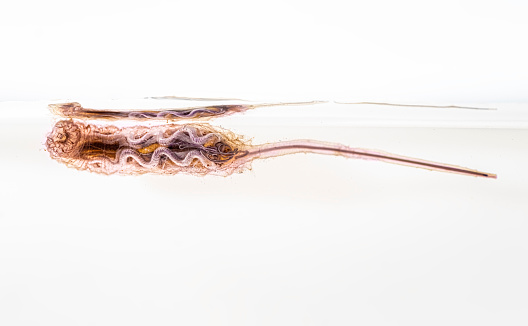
[478,172,497,179]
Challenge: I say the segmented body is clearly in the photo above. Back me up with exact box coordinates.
[46,120,249,176]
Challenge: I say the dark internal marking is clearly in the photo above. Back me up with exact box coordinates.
[257,145,493,178]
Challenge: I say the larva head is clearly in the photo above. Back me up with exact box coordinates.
[46,120,82,158]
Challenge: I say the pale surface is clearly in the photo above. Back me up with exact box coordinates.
[1,0,528,325]
[0,101,527,325]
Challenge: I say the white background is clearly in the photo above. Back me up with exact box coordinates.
[1,1,527,325]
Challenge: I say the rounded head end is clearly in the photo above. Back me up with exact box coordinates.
[46,120,82,158]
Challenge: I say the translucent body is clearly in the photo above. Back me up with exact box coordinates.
[46,120,496,178]
[46,120,248,176]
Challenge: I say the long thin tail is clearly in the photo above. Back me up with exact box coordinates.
[243,140,496,178]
